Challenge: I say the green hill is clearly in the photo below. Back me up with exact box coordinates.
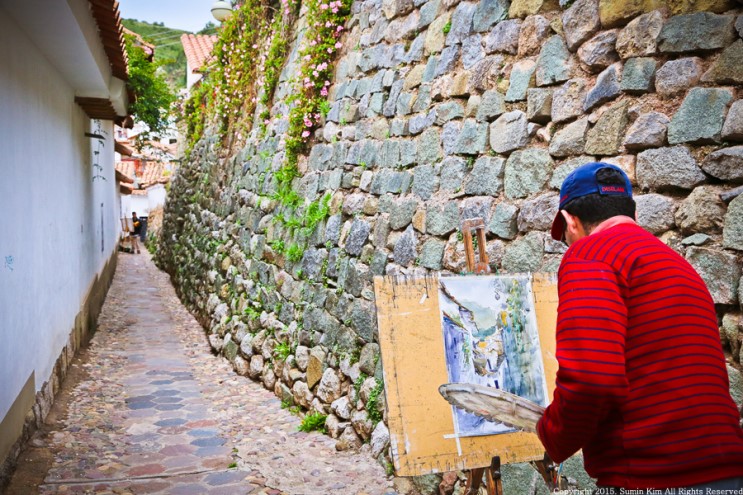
[121,19,218,91]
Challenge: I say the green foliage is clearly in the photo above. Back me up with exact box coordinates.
[243,306,261,320]
[354,372,368,403]
[274,342,292,361]
[298,412,327,433]
[125,34,176,145]
[443,21,452,34]
[269,239,285,253]
[366,378,384,426]
[120,19,191,90]
[286,243,305,262]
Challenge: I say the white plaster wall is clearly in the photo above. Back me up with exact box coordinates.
[148,184,167,210]
[186,61,203,93]
[0,10,120,421]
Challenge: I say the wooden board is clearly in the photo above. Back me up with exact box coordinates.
[374,273,558,477]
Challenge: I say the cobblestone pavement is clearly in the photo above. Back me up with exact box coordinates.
[19,252,394,494]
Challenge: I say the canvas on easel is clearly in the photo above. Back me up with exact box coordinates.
[373,273,559,477]
[438,275,549,438]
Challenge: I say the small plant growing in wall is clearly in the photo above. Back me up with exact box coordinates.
[298,412,327,433]
[443,21,452,35]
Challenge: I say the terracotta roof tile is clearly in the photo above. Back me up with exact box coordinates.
[181,34,217,73]
[116,160,171,190]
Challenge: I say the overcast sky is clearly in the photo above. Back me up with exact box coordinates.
[118,0,218,33]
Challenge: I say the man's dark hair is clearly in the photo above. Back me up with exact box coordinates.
[562,167,636,231]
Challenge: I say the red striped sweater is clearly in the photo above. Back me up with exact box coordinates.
[537,221,743,489]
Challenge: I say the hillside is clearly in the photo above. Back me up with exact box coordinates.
[121,19,217,91]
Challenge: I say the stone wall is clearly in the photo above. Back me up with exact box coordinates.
[158,1,743,492]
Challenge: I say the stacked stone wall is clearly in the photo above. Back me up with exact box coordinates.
[159,0,743,491]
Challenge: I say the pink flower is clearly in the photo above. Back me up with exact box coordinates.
[310,40,317,46]
[335,42,342,48]
[336,25,343,32]
[327,47,333,53]
[320,3,328,9]
[302,130,311,138]
[320,87,328,96]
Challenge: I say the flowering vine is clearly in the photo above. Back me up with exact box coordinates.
[273,0,352,207]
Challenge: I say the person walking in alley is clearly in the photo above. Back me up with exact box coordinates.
[130,212,142,254]
[537,162,743,494]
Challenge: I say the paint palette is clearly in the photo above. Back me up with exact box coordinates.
[439,383,545,434]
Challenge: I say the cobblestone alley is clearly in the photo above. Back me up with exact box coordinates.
[6,253,394,495]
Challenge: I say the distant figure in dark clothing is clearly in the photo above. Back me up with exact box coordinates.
[130,212,141,254]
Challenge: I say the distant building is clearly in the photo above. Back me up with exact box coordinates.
[181,33,217,93]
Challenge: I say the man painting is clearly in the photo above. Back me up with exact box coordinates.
[537,162,743,493]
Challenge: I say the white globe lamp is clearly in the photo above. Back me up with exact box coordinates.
[211,1,233,22]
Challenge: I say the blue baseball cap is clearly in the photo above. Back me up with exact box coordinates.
[550,162,633,241]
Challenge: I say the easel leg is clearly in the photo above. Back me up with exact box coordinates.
[464,467,485,495]
[531,453,567,491]
[485,456,504,495]
[464,456,502,495]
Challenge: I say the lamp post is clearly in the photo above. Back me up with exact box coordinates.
[211,0,233,22]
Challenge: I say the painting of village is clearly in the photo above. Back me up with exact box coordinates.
[438,275,549,437]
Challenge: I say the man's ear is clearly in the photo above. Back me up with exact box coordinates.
[560,210,582,238]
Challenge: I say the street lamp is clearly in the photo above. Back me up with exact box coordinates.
[211,1,233,22]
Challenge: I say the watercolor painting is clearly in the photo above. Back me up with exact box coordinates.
[438,275,548,437]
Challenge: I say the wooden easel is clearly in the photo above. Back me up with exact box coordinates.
[460,221,567,494]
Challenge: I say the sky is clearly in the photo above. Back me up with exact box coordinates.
[117,0,219,33]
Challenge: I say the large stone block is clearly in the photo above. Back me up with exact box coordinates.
[701,146,743,183]
[722,100,743,142]
[509,0,559,18]
[615,10,664,58]
[620,57,656,94]
[636,146,706,191]
[668,87,733,145]
[562,0,601,52]
[425,12,451,54]
[527,88,553,124]
[517,193,560,232]
[598,0,648,28]
[393,226,417,266]
[490,111,530,154]
[476,90,507,121]
[552,79,588,123]
[583,63,621,111]
[420,238,447,269]
[484,19,521,54]
[473,0,510,32]
[549,118,589,157]
[584,100,630,156]
[658,12,736,53]
[518,15,551,57]
[427,202,460,236]
[723,195,743,252]
[655,57,703,96]
[635,194,676,234]
[675,186,726,235]
[536,36,573,87]
[445,2,476,46]
[502,232,545,273]
[702,40,743,85]
[465,156,506,195]
[504,148,554,199]
[413,164,437,199]
[623,111,669,151]
[453,119,489,155]
[489,202,520,240]
[344,219,371,256]
[505,59,537,102]
[686,247,741,305]
[577,30,620,73]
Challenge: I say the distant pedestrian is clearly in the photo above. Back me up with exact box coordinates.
[130,212,142,254]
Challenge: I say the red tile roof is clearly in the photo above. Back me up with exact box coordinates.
[181,34,217,73]
[116,160,171,189]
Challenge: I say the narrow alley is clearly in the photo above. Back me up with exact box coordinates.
[6,253,394,495]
